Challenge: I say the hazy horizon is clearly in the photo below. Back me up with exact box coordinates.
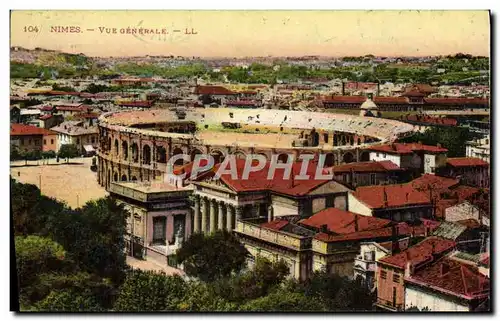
[10,10,490,58]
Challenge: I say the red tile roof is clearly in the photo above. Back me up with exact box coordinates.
[373,96,409,104]
[39,114,52,120]
[352,184,431,209]
[299,208,392,234]
[331,160,401,173]
[404,115,457,126]
[40,106,55,111]
[193,159,334,196]
[379,236,456,269]
[368,143,448,155]
[322,95,366,104]
[406,257,489,300]
[117,101,153,108]
[48,91,81,96]
[313,221,436,243]
[10,123,56,136]
[410,174,460,192]
[447,157,489,167]
[456,219,481,229]
[402,90,426,97]
[261,220,289,231]
[194,85,236,95]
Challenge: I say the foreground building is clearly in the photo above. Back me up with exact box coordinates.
[109,181,192,266]
[10,123,58,153]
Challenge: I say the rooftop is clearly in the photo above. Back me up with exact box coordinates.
[446,157,489,167]
[368,143,448,155]
[379,236,456,269]
[352,184,431,209]
[330,160,401,173]
[10,123,56,136]
[406,256,489,300]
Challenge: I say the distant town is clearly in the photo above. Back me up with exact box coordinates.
[11,45,490,312]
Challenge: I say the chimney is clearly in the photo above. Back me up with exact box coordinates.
[391,224,399,253]
[267,205,274,222]
[405,261,412,278]
[440,262,450,276]
[320,224,328,233]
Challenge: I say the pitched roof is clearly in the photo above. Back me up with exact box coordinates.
[192,159,337,197]
[431,221,467,240]
[331,160,401,173]
[367,143,448,155]
[10,123,56,136]
[299,208,392,234]
[379,236,456,269]
[352,184,431,209]
[447,157,489,167]
[194,85,236,95]
[406,257,490,300]
[410,174,460,192]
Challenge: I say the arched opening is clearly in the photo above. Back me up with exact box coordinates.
[131,143,139,163]
[357,138,362,145]
[323,133,329,144]
[143,145,151,165]
[277,153,289,164]
[121,174,127,181]
[172,147,184,166]
[360,151,370,162]
[156,146,167,163]
[211,150,225,164]
[324,153,335,167]
[343,152,354,164]
[122,141,128,161]
[190,148,203,162]
[113,172,118,182]
[107,170,111,186]
[114,139,119,156]
[350,136,354,146]
[131,176,137,181]
[333,135,338,146]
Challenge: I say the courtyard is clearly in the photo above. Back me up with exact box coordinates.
[10,157,108,209]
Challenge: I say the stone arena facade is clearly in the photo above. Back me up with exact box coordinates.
[97,108,415,189]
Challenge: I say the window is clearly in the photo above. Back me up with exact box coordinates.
[381,270,387,279]
[21,138,24,145]
[51,139,54,144]
[393,273,400,283]
[152,216,166,244]
[91,137,95,144]
[76,138,80,145]
[376,153,380,157]
[43,139,47,145]
[370,173,376,185]
[28,139,31,145]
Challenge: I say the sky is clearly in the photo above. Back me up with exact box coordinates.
[10,10,490,58]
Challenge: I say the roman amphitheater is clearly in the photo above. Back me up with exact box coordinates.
[97,107,415,189]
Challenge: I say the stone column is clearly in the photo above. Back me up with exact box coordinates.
[193,196,200,233]
[226,205,234,231]
[201,197,207,233]
[209,200,216,233]
[218,202,225,230]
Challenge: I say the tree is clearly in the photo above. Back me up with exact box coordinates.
[57,144,79,162]
[176,281,238,312]
[15,236,66,291]
[239,288,326,312]
[33,290,104,311]
[399,126,478,157]
[211,257,290,304]
[302,269,375,311]
[176,231,249,282]
[114,270,186,311]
